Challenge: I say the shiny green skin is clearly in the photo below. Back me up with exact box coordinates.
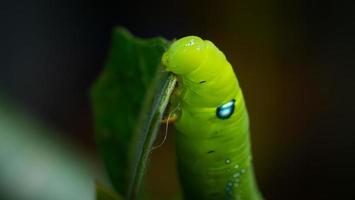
[162,36,262,200]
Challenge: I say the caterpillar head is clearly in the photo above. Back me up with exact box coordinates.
[162,36,208,75]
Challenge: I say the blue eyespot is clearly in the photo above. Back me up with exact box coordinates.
[216,99,235,119]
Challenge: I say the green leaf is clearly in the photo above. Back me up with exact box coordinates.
[126,74,176,199]
[91,27,175,199]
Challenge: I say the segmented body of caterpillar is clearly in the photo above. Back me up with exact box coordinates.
[162,36,262,200]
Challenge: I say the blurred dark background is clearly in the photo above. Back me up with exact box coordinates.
[1,0,354,199]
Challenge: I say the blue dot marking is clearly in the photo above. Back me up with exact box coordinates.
[216,99,236,119]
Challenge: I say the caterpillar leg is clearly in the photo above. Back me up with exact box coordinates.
[152,109,179,150]
[161,112,178,124]
[161,99,181,124]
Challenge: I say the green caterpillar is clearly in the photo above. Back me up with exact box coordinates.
[162,36,263,200]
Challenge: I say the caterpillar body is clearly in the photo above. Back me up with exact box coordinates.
[162,36,262,200]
